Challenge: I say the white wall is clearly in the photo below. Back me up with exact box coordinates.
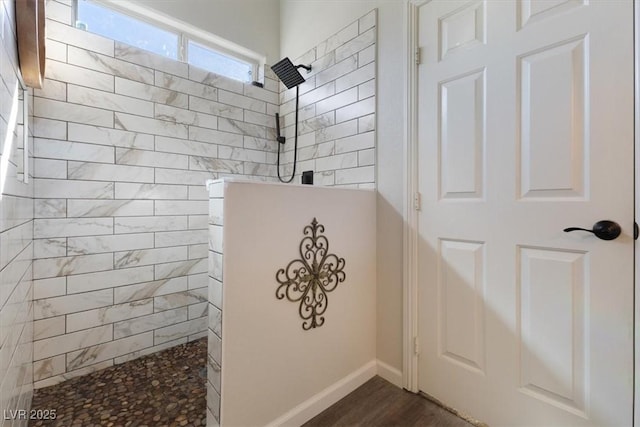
[281,0,405,374]
[213,180,376,426]
[134,0,281,64]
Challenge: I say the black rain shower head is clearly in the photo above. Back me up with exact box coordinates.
[271,57,311,89]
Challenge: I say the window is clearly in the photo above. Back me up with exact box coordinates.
[187,41,253,82]
[74,0,261,82]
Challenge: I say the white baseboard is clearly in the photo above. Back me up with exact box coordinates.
[265,360,377,427]
[376,359,403,388]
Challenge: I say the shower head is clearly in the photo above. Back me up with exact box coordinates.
[270,57,311,89]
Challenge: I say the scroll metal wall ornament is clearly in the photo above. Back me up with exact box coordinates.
[276,218,346,330]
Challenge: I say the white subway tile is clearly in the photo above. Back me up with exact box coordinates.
[154,258,207,280]
[115,148,188,169]
[188,96,243,120]
[33,253,114,280]
[335,28,376,62]
[154,200,208,216]
[218,146,266,163]
[34,316,65,341]
[34,179,114,199]
[114,183,188,200]
[154,288,208,311]
[218,90,265,114]
[188,126,243,148]
[359,9,377,33]
[358,148,375,166]
[115,112,188,139]
[67,162,154,183]
[67,200,154,218]
[188,216,209,230]
[336,62,375,93]
[44,40,68,63]
[33,277,66,300]
[34,218,113,239]
[243,84,278,105]
[66,331,154,370]
[358,79,375,101]
[336,96,375,123]
[34,158,66,179]
[114,216,188,234]
[315,88,358,116]
[155,104,218,130]
[68,85,154,117]
[358,114,375,133]
[335,165,375,185]
[334,131,375,153]
[316,55,358,87]
[113,307,188,339]
[46,20,114,56]
[66,266,155,294]
[189,157,243,174]
[155,71,217,100]
[34,79,67,101]
[35,98,114,127]
[35,138,114,163]
[45,60,114,92]
[34,199,67,218]
[114,277,188,304]
[156,168,215,186]
[114,78,188,108]
[155,136,218,158]
[154,317,207,345]
[33,354,66,381]
[116,43,187,77]
[209,277,222,310]
[358,44,375,67]
[34,325,113,361]
[189,244,208,259]
[68,46,155,84]
[68,124,155,150]
[34,238,66,258]
[188,67,244,94]
[155,230,207,248]
[33,117,67,139]
[114,247,188,269]
[34,290,113,320]
[316,152,358,172]
[66,299,154,333]
[317,21,359,57]
[68,233,155,256]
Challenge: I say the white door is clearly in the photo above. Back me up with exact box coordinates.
[416,1,634,426]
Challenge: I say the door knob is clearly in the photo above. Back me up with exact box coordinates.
[563,220,621,241]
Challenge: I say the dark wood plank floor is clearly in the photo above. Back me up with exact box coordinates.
[304,376,474,427]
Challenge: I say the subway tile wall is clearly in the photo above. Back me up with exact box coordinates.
[279,9,376,188]
[31,1,281,388]
[1,0,35,423]
[31,2,376,388]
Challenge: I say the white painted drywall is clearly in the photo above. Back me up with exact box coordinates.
[280,0,405,375]
[132,0,280,64]
[220,180,376,426]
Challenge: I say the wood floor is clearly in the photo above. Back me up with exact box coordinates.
[304,376,474,427]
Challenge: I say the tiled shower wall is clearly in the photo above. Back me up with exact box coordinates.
[279,9,376,188]
[1,0,35,422]
[31,2,377,389]
[31,1,281,388]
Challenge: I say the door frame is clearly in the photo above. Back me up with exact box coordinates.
[402,0,639,419]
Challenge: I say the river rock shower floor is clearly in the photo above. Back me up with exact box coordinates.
[29,339,207,427]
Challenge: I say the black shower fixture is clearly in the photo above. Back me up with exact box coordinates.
[270,57,312,183]
[271,57,311,89]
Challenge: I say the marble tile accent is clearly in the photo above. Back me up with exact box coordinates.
[66,331,154,370]
[68,85,154,117]
[116,43,188,77]
[66,266,155,294]
[33,325,113,360]
[114,277,188,304]
[68,233,155,255]
[113,307,188,339]
[46,19,114,56]
[68,123,155,150]
[67,200,154,218]
[35,97,114,127]
[114,78,188,108]
[154,288,208,311]
[45,60,115,92]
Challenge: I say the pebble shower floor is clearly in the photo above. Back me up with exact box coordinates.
[29,339,207,427]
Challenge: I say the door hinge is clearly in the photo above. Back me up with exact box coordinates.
[413,337,420,355]
[415,47,421,65]
[413,192,422,211]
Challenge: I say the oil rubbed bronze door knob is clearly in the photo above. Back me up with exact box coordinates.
[564,220,622,241]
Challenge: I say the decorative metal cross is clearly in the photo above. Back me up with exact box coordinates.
[275,218,346,330]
